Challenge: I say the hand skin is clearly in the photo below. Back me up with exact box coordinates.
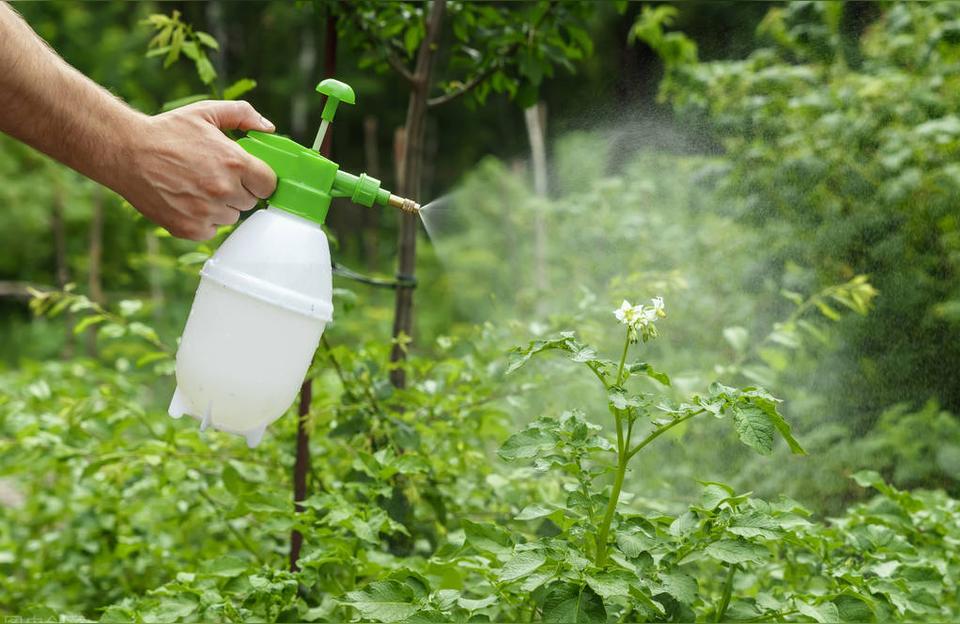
[0,2,277,241]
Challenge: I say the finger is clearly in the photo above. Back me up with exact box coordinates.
[212,206,241,226]
[225,185,260,212]
[177,223,217,242]
[203,100,275,132]
[240,152,278,200]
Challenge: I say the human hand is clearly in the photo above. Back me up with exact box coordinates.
[120,100,278,240]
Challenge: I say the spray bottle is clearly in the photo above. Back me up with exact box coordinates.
[168,79,418,448]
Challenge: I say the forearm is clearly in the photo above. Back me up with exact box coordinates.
[0,2,144,196]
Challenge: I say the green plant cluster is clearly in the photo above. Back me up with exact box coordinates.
[2,300,958,622]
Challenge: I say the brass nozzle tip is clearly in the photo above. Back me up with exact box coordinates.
[389,194,420,213]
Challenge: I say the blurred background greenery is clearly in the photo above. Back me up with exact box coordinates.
[2,1,960,620]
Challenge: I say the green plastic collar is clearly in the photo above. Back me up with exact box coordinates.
[238,131,339,224]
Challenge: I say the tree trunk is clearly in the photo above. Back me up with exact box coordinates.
[524,102,549,294]
[290,18,317,143]
[51,177,73,357]
[389,0,446,389]
[205,0,228,88]
[86,187,104,356]
[362,115,380,269]
[290,8,336,575]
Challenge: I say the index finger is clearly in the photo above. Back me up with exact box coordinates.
[240,152,277,200]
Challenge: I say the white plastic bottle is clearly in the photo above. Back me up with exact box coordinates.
[168,79,418,449]
[168,206,332,448]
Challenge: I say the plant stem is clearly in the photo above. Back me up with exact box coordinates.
[627,409,704,460]
[595,451,628,567]
[612,330,630,453]
[715,564,736,623]
[198,490,266,565]
[616,328,631,385]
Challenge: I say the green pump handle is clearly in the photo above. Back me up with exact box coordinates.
[236,79,417,224]
[317,78,355,123]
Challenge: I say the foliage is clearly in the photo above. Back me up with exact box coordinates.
[643,1,960,425]
[4,301,959,622]
[340,0,596,108]
[142,11,257,109]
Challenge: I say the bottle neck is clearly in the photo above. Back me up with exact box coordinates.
[266,204,326,229]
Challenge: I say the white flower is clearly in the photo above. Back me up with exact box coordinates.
[613,296,666,343]
[650,296,666,319]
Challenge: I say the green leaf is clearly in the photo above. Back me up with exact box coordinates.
[118,299,143,317]
[73,314,107,334]
[797,600,841,623]
[541,583,606,624]
[462,519,512,557]
[704,539,768,564]
[205,555,249,578]
[195,55,217,85]
[404,27,421,56]
[834,593,875,622]
[766,408,805,454]
[732,404,775,455]
[851,470,884,489]
[723,326,750,353]
[195,31,219,49]
[515,503,555,520]
[656,570,697,605]
[223,78,257,100]
[814,299,842,321]
[628,361,671,385]
[506,333,577,374]
[498,550,546,582]
[142,597,197,623]
[520,568,555,593]
[669,510,698,537]
[498,426,557,461]
[585,571,635,599]
[700,483,735,510]
[161,94,208,112]
[728,512,780,540]
[616,530,656,557]
[609,390,639,410]
[343,581,420,623]
[457,595,498,611]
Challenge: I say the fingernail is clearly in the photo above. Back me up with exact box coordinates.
[259,116,275,131]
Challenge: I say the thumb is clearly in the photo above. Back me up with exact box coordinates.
[203,100,275,132]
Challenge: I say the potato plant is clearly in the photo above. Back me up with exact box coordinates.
[5,289,958,622]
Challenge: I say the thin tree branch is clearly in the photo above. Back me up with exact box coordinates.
[427,65,497,107]
[386,53,415,84]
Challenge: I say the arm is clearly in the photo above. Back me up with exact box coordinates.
[0,2,276,240]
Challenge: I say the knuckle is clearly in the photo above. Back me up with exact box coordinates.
[225,155,245,171]
[206,179,234,199]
